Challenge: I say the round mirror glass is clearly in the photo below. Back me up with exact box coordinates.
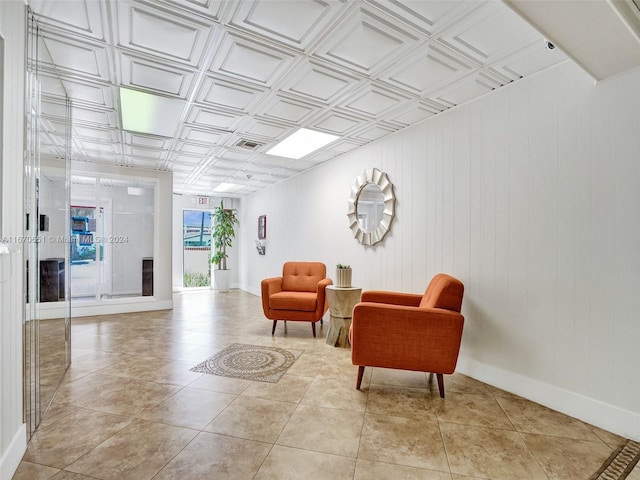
[356,183,385,233]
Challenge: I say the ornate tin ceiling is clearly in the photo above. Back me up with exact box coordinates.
[29,0,566,196]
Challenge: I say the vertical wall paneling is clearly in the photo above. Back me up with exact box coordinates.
[239,60,640,439]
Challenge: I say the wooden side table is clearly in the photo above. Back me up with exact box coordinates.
[325,285,362,348]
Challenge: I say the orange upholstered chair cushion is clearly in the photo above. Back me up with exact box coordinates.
[269,291,318,312]
[419,273,464,312]
[282,262,326,292]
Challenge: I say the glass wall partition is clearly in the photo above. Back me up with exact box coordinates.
[24,8,72,439]
[70,176,155,301]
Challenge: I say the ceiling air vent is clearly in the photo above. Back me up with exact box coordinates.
[234,139,263,151]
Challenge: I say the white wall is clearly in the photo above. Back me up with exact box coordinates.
[0,2,26,478]
[239,60,640,440]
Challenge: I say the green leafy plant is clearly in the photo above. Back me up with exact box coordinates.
[183,271,210,287]
[210,201,239,270]
[336,263,351,269]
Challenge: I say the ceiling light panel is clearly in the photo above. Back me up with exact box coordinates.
[120,87,185,137]
[266,128,339,159]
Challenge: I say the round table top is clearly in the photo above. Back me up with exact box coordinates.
[327,285,361,291]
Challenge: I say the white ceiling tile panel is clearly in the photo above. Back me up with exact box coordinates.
[431,71,503,107]
[40,73,70,98]
[255,93,324,125]
[313,5,424,76]
[175,142,215,156]
[124,132,173,149]
[30,0,108,42]
[70,106,118,128]
[337,82,412,118]
[158,0,229,21]
[126,146,166,160]
[129,158,161,168]
[311,111,367,135]
[277,60,363,104]
[379,43,473,96]
[242,119,290,141]
[170,153,207,164]
[113,1,214,66]
[186,105,243,130]
[74,126,120,143]
[227,0,348,51]
[216,148,253,162]
[386,102,440,127]
[118,52,196,97]
[168,162,198,172]
[324,139,365,154]
[40,33,111,81]
[436,2,540,65]
[352,123,397,142]
[41,99,71,120]
[59,79,115,108]
[196,76,268,112]
[180,126,230,144]
[76,140,121,154]
[252,156,293,168]
[364,0,483,37]
[209,32,297,87]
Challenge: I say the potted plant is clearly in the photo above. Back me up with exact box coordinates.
[336,263,352,288]
[210,200,239,292]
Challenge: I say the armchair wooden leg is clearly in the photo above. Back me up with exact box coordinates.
[311,322,316,337]
[271,320,277,335]
[436,373,445,398]
[356,366,365,390]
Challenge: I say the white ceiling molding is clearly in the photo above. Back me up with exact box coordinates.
[504,0,640,81]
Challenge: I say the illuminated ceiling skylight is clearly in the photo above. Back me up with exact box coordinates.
[120,87,185,137]
[266,128,339,159]
[213,182,244,193]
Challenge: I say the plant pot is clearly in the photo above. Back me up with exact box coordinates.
[336,268,352,288]
[213,269,231,293]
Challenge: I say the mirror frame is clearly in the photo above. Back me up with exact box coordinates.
[347,168,395,246]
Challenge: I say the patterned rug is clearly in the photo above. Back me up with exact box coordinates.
[590,439,640,480]
[190,343,303,383]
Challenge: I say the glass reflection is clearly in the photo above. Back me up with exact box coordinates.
[356,182,385,233]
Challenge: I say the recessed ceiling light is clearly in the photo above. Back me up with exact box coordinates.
[119,87,185,137]
[213,182,243,193]
[266,128,339,159]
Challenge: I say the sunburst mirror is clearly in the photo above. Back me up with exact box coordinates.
[347,168,395,246]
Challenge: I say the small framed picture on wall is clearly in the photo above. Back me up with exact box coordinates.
[258,215,267,239]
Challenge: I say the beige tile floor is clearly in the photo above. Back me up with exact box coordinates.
[13,289,639,480]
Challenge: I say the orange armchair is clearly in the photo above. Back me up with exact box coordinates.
[350,273,464,398]
[261,262,332,337]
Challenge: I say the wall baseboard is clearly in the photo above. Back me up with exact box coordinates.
[0,424,26,480]
[71,299,173,318]
[457,356,640,441]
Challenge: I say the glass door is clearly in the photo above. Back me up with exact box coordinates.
[182,209,211,287]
